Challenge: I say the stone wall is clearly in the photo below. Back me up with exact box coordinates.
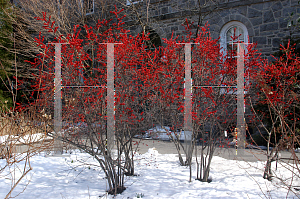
[204,0,300,58]
[126,0,300,58]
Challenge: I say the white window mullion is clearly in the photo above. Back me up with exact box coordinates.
[126,0,143,6]
[81,0,94,15]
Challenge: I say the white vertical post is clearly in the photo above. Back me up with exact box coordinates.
[184,43,192,137]
[176,43,194,159]
[237,43,245,152]
[54,43,62,154]
[106,43,115,153]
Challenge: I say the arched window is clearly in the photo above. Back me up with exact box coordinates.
[143,29,161,50]
[220,21,248,56]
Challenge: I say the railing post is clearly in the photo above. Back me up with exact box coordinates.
[101,43,122,154]
[106,43,115,154]
[237,43,245,153]
[54,43,63,154]
[184,43,192,150]
[176,43,197,161]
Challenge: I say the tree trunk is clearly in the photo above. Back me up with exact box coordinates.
[263,158,272,180]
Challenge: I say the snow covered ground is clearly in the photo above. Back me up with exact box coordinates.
[0,133,52,145]
[1,148,299,199]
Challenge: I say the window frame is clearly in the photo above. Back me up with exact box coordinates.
[81,0,94,15]
[220,21,249,56]
[219,21,249,95]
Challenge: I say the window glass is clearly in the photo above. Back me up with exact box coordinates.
[226,26,245,54]
[84,0,94,15]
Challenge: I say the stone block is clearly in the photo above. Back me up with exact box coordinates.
[251,3,263,11]
[164,27,171,34]
[277,33,286,38]
[220,10,230,18]
[162,7,168,15]
[217,19,225,28]
[281,0,290,7]
[171,26,178,32]
[291,0,300,6]
[210,15,222,25]
[263,2,273,10]
[256,44,264,50]
[240,17,248,25]
[260,22,278,32]
[238,6,247,16]
[230,8,238,15]
[250,17,262,27]
[283,7,296,17]
[272,1,283,12]
[279,17,289,28]
[163,12,180,20]
[244,21,254,35]
[179,25,186,31]
[248,7,262,18]
[263,10,275,23]
[253,36,267,45]
[259,31,276,36]
[272,38,282,47]
[209,24,217,32]
[254,28,259,36]
[235,14,242,22]
[223,16,230,23]
[214,25,221,33]
[230,14,237,21]
[184,10,192,16]
[211,32,219,40]
[260,47,273,53]
[274,11,282,18]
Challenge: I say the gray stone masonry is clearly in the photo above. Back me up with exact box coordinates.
[124,0,300,59]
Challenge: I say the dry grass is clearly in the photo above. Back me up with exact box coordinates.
[0,113,54,157]
[0,115,48,136]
